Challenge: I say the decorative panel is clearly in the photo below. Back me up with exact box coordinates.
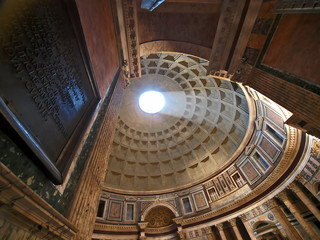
[218,175,230,193]
[231,172,245,187]
[141,201,153,214]
[264,106,284,129]
[165,199,177,209]
[240,160,261,184]
[207,187,219,202]
[107,200,123,221]
[144,206,175,228]
[205,169,243,201]
[192,191,209,211]
[223,172,237,191]
[259,136,280,162]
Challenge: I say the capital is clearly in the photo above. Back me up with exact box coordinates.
[239,214,247,222]
[288,181,300,193]
[173,217,183,225]
[204,226,213,234]
[277,191,289,202]
[295,173,304,183]
[216,223,224,231]
[138,222,149,230]
[265,199,277,209]
[311,139,320,157]
[228,218,237,226]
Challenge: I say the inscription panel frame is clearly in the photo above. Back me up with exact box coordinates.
[0,0,101,184]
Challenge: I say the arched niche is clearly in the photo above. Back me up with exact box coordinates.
[144,206,176,228]
[253,221,284,240]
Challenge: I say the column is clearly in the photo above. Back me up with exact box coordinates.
[266,198,302,240]
[177,226,185,240]
[173,217,185,240]
[204,227,215,240]
[216,223,227,240]
[177,229,185,240]
[138,222,148,240]
[239,214,257,240]
[278,191,320,239]
[272,228,282,240]
[229,218,243,240]
[290,181,320,222]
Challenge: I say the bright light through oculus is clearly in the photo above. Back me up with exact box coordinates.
[139,91,165,114]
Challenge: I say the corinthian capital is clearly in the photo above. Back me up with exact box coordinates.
[228,218,237,227]
[265,199,277,209]
[277,191,289,202]
[239,214,247,222]
[204,227,213,234]
[216,223,224,231]
[287,181,300,194]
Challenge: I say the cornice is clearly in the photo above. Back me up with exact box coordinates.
[94,223,138,232]
[0,163,77,239]
[181,127,303,227]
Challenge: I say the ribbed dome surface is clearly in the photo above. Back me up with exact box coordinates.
[105,53,250,192]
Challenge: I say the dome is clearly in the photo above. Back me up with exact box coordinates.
[105,53,251,192]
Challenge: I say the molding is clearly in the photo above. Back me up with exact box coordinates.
[145,223,177,234]
[0,163,77,239]
[94,223,138,232]
[274,0,320,14]
[138,222,149,230]
[139,40,212,60]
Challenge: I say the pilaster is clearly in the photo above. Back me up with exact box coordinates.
[229,219,243,240]
[239,214,257,240]
[216,223,227,240]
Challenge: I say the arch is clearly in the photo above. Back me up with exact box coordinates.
[140,40,211,61]
[141,201,179,221]
[253,220,282,240]
[144,206,175,228]
[252,220,277,232]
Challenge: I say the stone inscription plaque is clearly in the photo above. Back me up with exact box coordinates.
[0,0,100,183]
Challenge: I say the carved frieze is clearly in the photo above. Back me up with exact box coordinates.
[117,0,141,85]
[274,0,320,14]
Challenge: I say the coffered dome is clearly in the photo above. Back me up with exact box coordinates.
[105,53,250,192]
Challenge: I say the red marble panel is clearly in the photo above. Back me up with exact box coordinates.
[76,0,120,98]
[263,14,320,86]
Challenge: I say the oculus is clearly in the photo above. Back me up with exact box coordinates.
[139,91,165,114]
